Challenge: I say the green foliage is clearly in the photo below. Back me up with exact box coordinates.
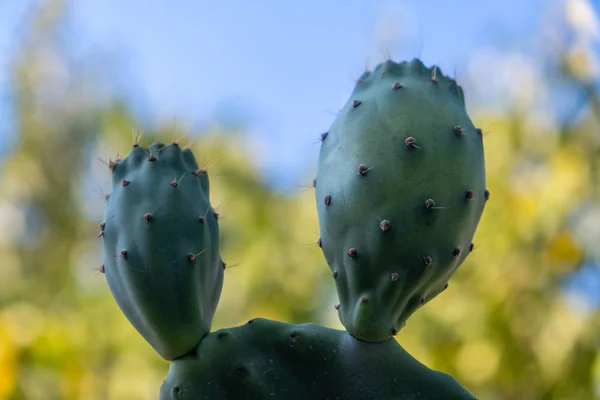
[159,318,475,400]
[102,141,223,360]
[315,59,487,342]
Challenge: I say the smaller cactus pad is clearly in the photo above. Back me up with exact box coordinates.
[101,141,223,360]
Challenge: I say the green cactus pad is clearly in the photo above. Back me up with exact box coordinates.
[158,318,476,400]
[101,142,223,360]
[315,58,487,342]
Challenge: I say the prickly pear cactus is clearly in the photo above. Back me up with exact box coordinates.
[158,318,476,400]
[98,57,485,399]
[100,140,223,360]
[315,58,487,342]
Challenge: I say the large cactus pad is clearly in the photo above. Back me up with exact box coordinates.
[315,58,487,342]
[159,318,476,399]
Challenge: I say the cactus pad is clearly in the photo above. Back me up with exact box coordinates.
[159,318,476,399]
[315,58,487,342]
[101,141,223,360]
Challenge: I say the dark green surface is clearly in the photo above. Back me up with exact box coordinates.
[102,142,223,360]
[159,318,476,400]
[315,59,487,342]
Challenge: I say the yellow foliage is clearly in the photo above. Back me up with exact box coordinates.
[456,339,501,385]
[0,324,17,399]
[543,232,583,268]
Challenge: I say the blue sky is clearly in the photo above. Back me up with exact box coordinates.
[0,0,555,189]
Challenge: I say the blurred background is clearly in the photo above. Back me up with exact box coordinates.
[0,0,599,399]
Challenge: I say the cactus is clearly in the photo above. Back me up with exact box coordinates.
[314,58,487,342]
[101,141,223,360]
[99,58,485,399]
[159,318,476,400]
